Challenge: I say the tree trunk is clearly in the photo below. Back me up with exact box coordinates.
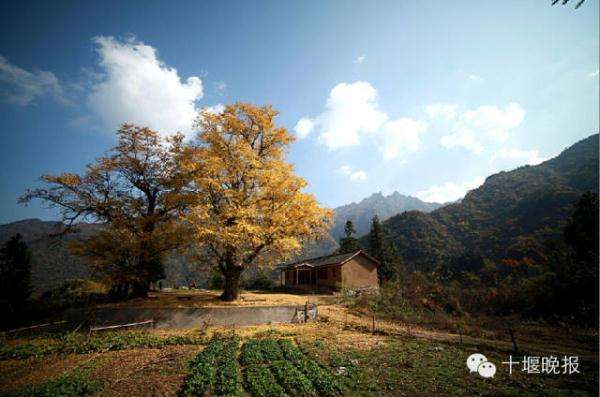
[221,268,242,301]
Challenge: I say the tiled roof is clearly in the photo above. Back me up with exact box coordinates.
[276,250,379,270]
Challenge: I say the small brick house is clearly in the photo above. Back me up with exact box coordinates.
[277,250,380,291]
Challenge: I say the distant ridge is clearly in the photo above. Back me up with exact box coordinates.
[331,191,442,239]
[376,133,599,270]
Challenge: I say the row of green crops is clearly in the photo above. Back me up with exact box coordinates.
[215,339,241,396]
[179,336,241,397]
[240,338,283,365]
[244,365,286,397]
[0,331,205,360]
[6,369,101,397]
[11,374,100,397]
[179,337,342,397]
[241,338,341,397]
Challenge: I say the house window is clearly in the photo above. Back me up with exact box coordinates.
[317,267,327,279]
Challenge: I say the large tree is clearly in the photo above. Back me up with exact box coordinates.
[21,125,192,298]
[184,103,332,301]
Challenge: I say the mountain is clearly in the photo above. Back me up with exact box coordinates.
[0,219,100,294]
[330,191,442,239]
[378,134,599,270]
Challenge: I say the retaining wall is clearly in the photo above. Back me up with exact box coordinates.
[65,304,318,328]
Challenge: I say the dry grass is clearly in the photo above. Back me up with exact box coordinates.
[97,289,338,309]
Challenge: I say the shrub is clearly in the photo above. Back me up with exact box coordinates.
[242,269,274,290]
[208,268,225,290]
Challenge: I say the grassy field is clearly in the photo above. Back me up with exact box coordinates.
[0,292,597,396]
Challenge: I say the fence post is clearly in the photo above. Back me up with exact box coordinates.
[304,301,309,323]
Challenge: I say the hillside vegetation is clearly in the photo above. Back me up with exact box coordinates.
[377,134,598,269]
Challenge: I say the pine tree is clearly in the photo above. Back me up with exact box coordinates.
[369,216,384,260]
[368,216,399,282]
[338,220,361,254]
[0,234,32,309]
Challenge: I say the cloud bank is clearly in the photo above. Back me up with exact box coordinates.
[87,36,204,137]
[296,81,427,160]
[436,102,526,154]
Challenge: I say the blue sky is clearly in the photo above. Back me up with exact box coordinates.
[0,0,598,224]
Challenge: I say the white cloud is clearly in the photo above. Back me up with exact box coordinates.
[87,36,204,138]
[492,148,546,166]
[204,104,225,114]
[378,118,428,160]
[297,81,427,160]
[440,102,525,154]
[338,165,367,181]
[353,54,366,64]
[294,117,315,139]
[317,81,388,149]
[415,176,485,203]
[0,55,70,106]
[425,103,458,120]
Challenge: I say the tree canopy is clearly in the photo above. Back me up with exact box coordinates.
[183,103,332,300]
[21,125,193,298]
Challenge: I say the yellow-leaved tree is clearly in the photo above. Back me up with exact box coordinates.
[21,125,193,298]
[184,103,332,301]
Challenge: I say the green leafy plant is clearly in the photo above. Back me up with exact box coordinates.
[179,338,224,396]
[0,331,205,360]
[270,360,316,396]
[243,365,286,397]
[257,338,284,362]
[277,339,303,362]
[294,358,340,397]
[240,339,265,366]
[215,340,241,396]
[9,371,101,397]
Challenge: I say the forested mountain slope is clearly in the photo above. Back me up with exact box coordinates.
[379,134,599,270]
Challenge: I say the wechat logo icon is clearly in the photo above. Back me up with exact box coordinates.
[467,353,496,378]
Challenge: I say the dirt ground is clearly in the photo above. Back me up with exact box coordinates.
[97,289,339,309]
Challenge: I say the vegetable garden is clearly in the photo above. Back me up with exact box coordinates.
[179,336,342,396]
